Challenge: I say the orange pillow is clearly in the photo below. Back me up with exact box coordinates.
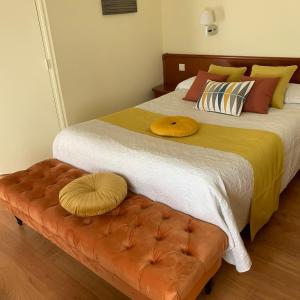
[183,70,228,102]
[242,76,279,114]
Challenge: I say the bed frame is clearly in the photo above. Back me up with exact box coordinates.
[162,53,300,89]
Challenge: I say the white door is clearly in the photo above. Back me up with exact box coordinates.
[0,0,62,174]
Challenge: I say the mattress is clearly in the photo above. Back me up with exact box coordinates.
[53,90,300,272]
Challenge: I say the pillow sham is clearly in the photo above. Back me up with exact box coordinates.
[241,76,279,114]
[196,80,255,116]
[208,64,247,82]
[284,83,300,104]
[183,71,228,102]
[175,76,196,90]
[250,65,298,109]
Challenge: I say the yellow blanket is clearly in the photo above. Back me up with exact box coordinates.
[100,108,284,239]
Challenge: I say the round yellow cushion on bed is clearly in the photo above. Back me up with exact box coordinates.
[59,173,127,217]
[150,116,199,137]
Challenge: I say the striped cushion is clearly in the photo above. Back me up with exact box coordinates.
[196,80,255,116]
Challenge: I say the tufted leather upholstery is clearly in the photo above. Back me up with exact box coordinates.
[0,159,228,300]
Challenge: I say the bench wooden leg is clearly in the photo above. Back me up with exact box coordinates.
[15,216,23,226]
[204,279,213,295]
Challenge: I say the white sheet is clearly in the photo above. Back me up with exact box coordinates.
[285,83,300,104]
[53,90,300,272]
[175,76,196,90]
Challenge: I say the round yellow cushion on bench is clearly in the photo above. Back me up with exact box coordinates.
[59,173,127,217]
[150,116,199,137]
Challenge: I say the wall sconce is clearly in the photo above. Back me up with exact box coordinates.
[200,9,218,36]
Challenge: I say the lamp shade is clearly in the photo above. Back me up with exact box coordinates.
[200,9,215,25]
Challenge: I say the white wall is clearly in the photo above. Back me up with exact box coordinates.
[45,0,163,125]
[162,0,300,57]
[0,0,61,173]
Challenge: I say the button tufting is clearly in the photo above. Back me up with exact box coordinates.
[111,207,125,217]
[141,205,149,210]
[150,257,162,265]
[185,227,193,233]
[104,228,112,236]
[124,244,134,250]
[181,249,192,256]
[0,158,228,300]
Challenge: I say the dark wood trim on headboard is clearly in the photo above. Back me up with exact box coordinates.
[163,53,300,88]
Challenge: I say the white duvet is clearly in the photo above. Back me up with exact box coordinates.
[53,90,300,272]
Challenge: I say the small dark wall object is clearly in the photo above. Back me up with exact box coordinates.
[101,0,137,15]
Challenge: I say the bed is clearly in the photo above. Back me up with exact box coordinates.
[53,54,300,273]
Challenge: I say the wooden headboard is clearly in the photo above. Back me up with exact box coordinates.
[163,53,300,88]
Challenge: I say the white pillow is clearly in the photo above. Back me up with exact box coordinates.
[285,83,300,104]
[175,76,196,91]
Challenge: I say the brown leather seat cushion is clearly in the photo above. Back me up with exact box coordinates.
[0,159,228,300]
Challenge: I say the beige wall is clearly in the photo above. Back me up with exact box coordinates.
[162,0,300,57]
[45,0,163,125]
[0,0,61,174]
[45,0,300,125]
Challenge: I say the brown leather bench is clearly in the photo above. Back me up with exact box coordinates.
[0,159,228,300]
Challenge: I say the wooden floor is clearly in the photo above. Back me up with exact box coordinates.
[0,172,299,300]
